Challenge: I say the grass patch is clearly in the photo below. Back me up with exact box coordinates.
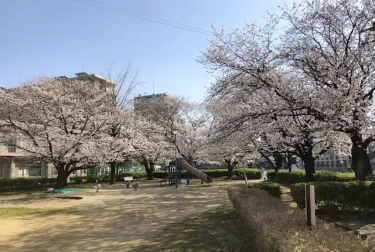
[137,207,252,252]
[0,189,42,197]
[0,207,76,218]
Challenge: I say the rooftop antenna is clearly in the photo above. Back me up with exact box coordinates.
[153,73,155,95]
[81,56,84,72]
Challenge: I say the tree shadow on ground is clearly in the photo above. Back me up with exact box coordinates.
[0,182,250,252]
[135,207,254,252]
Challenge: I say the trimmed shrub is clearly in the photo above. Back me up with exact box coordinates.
[0,177,56,189]
[228,186,371,252]
[200,168,262,179]
[249,182,282,198]
[290,181,375,210]
[152,170,167,179]
[234,168,262,179]
[267,169,356,184]
[266,169,306,183]
[202,169,228,178]
[116,172,147,180]
[86,174,110,183]
[315,171,356,182]
[65,168,262,184]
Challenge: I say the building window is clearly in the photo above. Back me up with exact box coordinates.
[7,145,16,153]
[29,166,42,177]
[6,133,17,153]
[18,168,28,177]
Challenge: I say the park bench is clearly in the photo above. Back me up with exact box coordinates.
[124,176,133,188]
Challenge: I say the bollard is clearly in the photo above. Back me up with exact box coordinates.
[305,184,316,227]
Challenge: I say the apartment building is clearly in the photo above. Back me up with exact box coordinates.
[0,72,115,179]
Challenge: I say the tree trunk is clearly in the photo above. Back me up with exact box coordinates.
[109,162,116,185]
[302,156,315,182]
[351,138,372,181]
[142,157,154,180]
[224,159,234,179]
[55,164,70,189]
[275,153,284,171]
[149,162,155,180]
[284,155,293,173]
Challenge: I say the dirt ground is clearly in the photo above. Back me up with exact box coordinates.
[0,179,252,252]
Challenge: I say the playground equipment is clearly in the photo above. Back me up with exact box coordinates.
[179,159,213,183]
[160,158,213,186]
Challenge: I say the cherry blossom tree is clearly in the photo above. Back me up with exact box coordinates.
[104,63,140,184]
[204,74,346,181]
[131,118,174,180]
[134,94,209,172]
[0,76,134,188]
[133,94,181,179]
[199,0,375,180]
[278,0,375,180]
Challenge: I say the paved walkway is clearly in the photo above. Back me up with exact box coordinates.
[279,185,297,208]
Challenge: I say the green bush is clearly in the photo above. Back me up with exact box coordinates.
[152,170,167,178]
[267,169,356,183]
[315,171,356,182]
[85,174,110,183]
[0,177,56,189]
[116,172,147,180]
[290,181,375,210]
[201,168,262,179]
[67,168,262,183]
[228,186,370,252]
[81,172,148,183]
[202,169,228,178]
[249,182,282,198]
[234,168,262,179]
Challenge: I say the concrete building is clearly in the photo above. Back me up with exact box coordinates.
[295,149,352,172]
[0,72,115,179]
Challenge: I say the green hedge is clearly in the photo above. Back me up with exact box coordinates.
[249,182,282,198]
[0,177,56,189]
[202,168,262,179]
[80,172,148,183]
[116,172,147,180]
[290,181,375,210]
[70,168,262,184]
[267,169,356,183]
[235,168,262,179]
[152,170,167,178]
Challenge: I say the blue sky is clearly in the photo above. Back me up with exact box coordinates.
[0,0,288,102]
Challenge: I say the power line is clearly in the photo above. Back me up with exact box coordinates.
[72,0,214,36]
[87,0,213,34]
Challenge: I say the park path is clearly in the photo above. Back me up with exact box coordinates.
[0,180,248,252]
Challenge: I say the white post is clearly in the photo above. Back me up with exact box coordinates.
[305,184,316,227]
